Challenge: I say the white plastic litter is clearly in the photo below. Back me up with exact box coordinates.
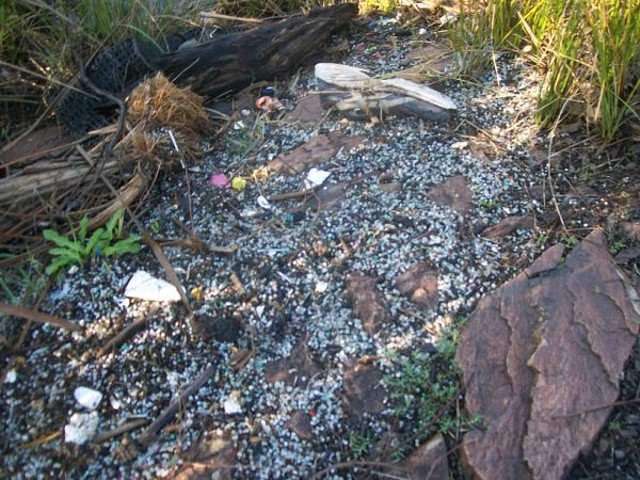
[257,195,272,210]
[64,412,99,445]
[74,386,103,411]
[124,270,181,303]
[304,168,331,189]
[223,391,242,415]
[4,370,17,383]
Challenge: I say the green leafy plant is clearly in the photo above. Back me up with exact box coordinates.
[43,209,141,275]
[348,431,372,459]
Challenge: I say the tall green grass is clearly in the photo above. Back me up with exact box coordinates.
[450,0,640,140]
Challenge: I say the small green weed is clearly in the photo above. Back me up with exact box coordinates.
[348,431,372,459]
[0,256,46,305]
[559,234,577,248]
[43,209,141,275]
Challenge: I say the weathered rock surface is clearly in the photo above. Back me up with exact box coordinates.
[344,271,393,336]
[342,358,386,419]
[456,228,640,480]
[397,433,451,480]
[395,262,439,312]
[427,175,473,214]
[264,336,320,388]
[268,132,365,174]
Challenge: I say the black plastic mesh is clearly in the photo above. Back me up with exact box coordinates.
[54,30,201,135]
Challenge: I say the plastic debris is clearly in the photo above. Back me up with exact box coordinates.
[256,96,284,112]
[304,168,331,189]
[209,173,231,188]
[260,86,276,97]
[124,270,181,303]
[74,386,103,411]
[223,390,242,414]
[231,177,247,191]
[64,412,99,445]
[4,370,17,383]
[315,281,329,294]
[257,195,272,210]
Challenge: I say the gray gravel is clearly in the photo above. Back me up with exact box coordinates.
[1,23,547,479]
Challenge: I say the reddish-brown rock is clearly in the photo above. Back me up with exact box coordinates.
[286,410,314,441]
[264,336,320,388]
[395,262,439,312]
[268,132,365,174]
[397,433,451,480]
[342,358,386,419]
[177,435,236,480]
[427,175,473,214]
[456,228,640,480]
[344,271,393,336]
[283,94,325,126]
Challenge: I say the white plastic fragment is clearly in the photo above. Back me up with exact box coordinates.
[223,390,242,415]
[451,141,469,150]
[74,386,103,411]
[124,270,181,303]
[64,412,99,445]
[315,281,329,294]
[257,195,272,210]
[304,168,331,189]
[4,370,17,383]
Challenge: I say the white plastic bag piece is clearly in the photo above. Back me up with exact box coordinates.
[304,168,331,189]
[125,270,181,303]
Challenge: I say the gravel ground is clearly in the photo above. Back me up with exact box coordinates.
[3,15,635,480]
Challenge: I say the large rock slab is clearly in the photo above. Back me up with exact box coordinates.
[456,228,640,480]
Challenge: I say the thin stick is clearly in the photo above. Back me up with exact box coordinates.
[0,302,82,332]
[96,306,159,358]
[93,418,149,444]
[136,363,216,447]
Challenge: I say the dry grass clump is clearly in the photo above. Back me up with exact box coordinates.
[120,73,210,170]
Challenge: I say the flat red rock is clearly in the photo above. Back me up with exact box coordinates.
[456,228,640,480]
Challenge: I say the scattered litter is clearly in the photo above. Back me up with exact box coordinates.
[74,386,103,411]
[256,96,284,112]
[451,141,469,150]
[231,177,247,191]
[304,168,331,189]
[124,270,181,303]
[315,281,329,294]
[257,195,272,210]
[4,370,17,383]
[64,412,99,445]
[209,173,231,188]
[223,390,243,415]
[315,63,457,122]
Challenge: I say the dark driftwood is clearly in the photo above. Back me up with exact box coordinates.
[158,3,358,97]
